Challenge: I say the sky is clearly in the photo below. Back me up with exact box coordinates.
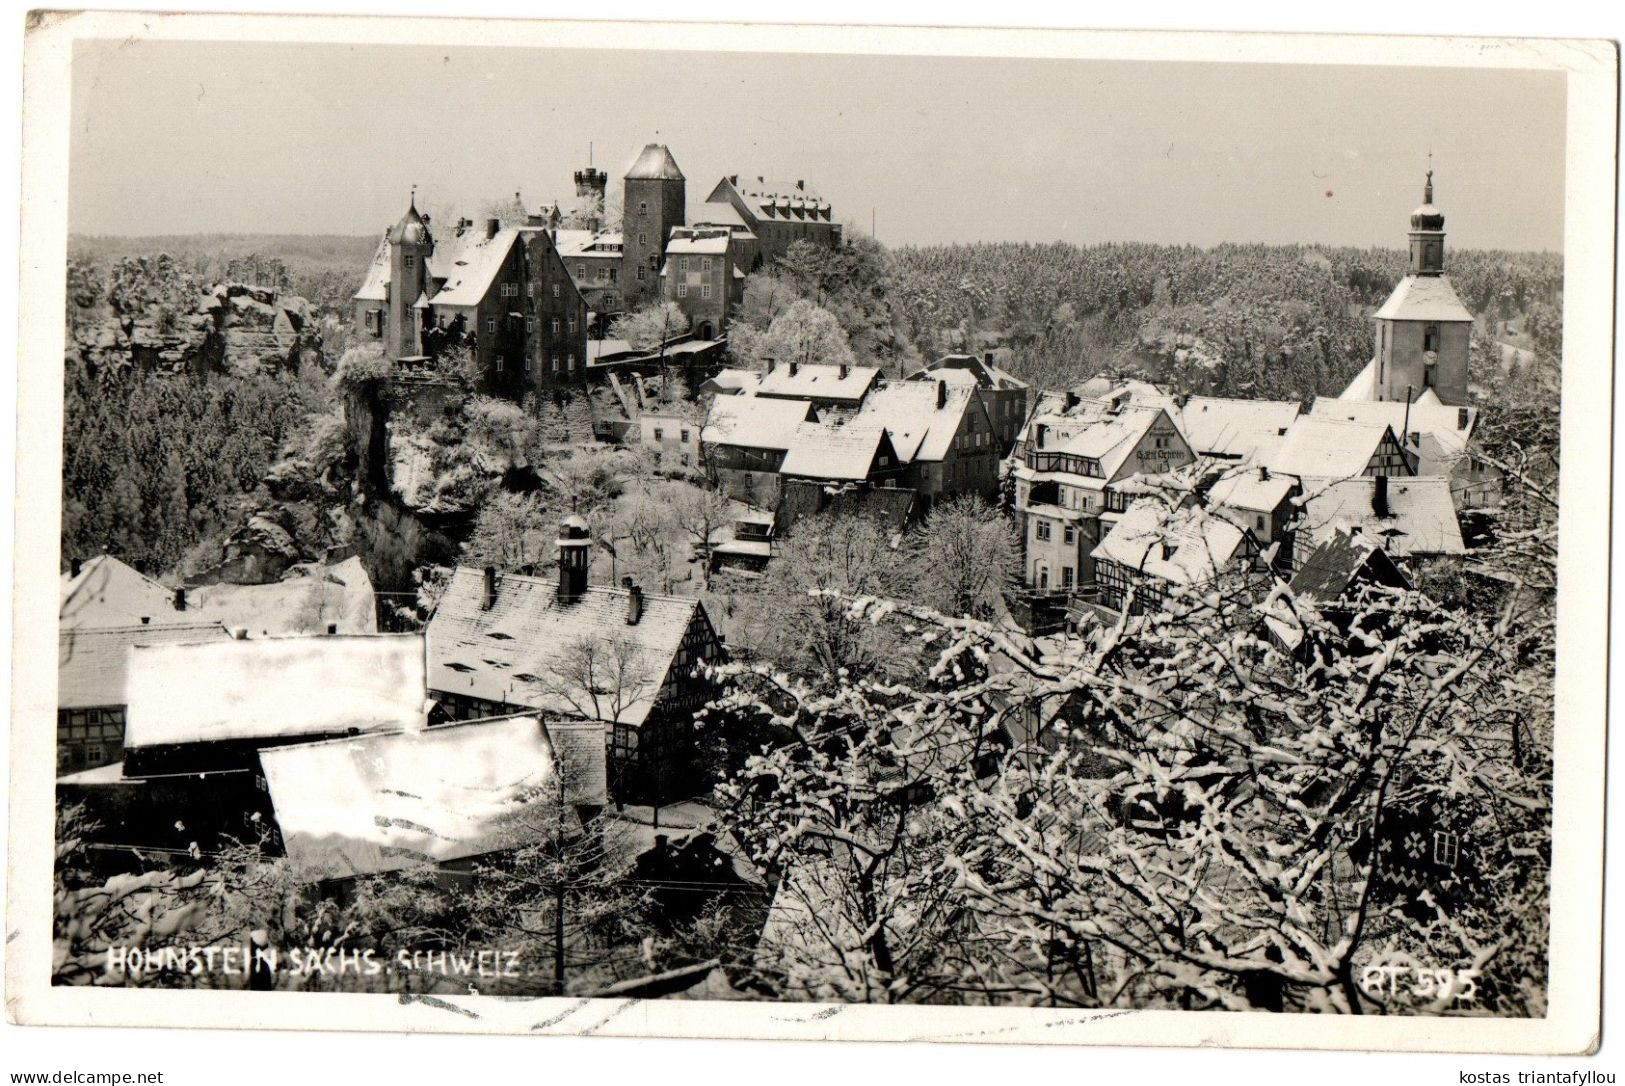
[67,39,1568,250]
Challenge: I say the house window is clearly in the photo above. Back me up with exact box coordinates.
[654,427,664,440]
[365,310,382,337]
[680,428,690,442]
[1434,830,1459,869]
[1036,519,1051,541]
[1256,514,1265,532]
[577,264,586,278]
[678,284,688,298]
[878,455,890,467]
[404,255,416,270]
[568,353,576,369]
[496,355,505,372]
[597,267,609,282]
[636,268,646,281]
[701,283,712,300]
[638,232,648,246]
[486,317,497,334]
[525,356,532,372]
[568,316,576,333]
[679,257,690,272]
[1063,524,1075,545]
[702,257,712,272]
[551,318,560,334]
[1062,567,1075,588]
[639,201,648,216]
[552,284,560,299]
[526,317,536,332]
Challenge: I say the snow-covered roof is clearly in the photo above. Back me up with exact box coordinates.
[756,362,879,403]
[263,714,606,882]
[1092,501,1251,586]
[1266,416,1400,481]
[915,354,1028,390]
[425,567,703,727]
[627,143,685,181]
[701,368,761,395]
[1296,475,1465,557]
[58,622,232,710]
[123,634,427,750]
[429,226,522,308]
[1373,275,1475,323]
[61,555,187,631]
[1309,393,1475,458]
[1338,357,1380,401]
[1205,467,1298,513]
[1175,397,1302,458]
[857,381,976,464]
[184,558,377,638]
[779,421,889,480]
[1057,406,1177,480]
[353,236,391,303]
[701,395,813,450]
[555,229,622,258]
[690,200,752,230]
[665,229,732,255]
[726,176,833,221]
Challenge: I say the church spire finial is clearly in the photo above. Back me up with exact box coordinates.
[409,183,418,212]
[1424,154,1434,204]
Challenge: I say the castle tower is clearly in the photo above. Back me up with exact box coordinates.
[574,165,608,203]
[1367,168,1474,407]
[386,192,433,359]
[621,143,686,309]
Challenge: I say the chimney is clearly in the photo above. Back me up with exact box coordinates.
[482,565,498,610]
[796,179,805,191]
[838,362,849,380]
[1160,541,1176,561]
[1373,474,1391,518]
[1457,407,1470,430]
[765,357,776,373]
[232,627,249,640]
[1259,466,1270,482]
[69,557,82,578]
[486,217,500,240]
[1064,391,1080,411]
[557,518,590,604]
[174,587,187,612]
[133,558,148,575]
[140,616,151,625]
[983,351,995,367]
[625,583,645,626]
[326,623,338,635]
[789,361,799,377]
[936,379,947,409]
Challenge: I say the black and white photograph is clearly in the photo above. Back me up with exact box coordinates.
[5,8,1617,1065]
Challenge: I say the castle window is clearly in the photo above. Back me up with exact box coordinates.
[638,232,647,246]
[525,356,532,372]
[527,283,534,297]
[405,255,416,270]
[636,268,646,282]
[496,355,504,372]
[677,284,688,298]
[702,258,712,272]
[552,284,560,299]
[551,318,561,334]
[679,257,690,272]
[639,201,648,216]
[701,284,712,299]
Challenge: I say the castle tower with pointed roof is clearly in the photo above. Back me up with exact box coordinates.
[621,143,686,309]
[386,192,433,359]
[1342,168,1474,408]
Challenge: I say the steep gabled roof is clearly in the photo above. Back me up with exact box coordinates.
[262,713,606,882]
[1266,416,1400,481]
[857,381,978,464]
[353,236,392,302]
[701,395,813,450]
[1309,393,1476,458]
[1206,467,1298,514]
[426,567,704,726]
[915,353,1028,390]
[58,622,233,710]
[1092,501,1251,586]
[1056,405,1178,481]
[123,634,427,750]
[429,225,522,308]
[779,421,891,481]
[1373,275,1475,322]
[60,555,186,631]
[184,558,376,638]
[1295,476,1465,557]
[1288,531,1410,603]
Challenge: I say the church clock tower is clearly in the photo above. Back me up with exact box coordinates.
[1367,168,1475,407]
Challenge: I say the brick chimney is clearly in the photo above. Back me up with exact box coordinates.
[789,361,799,377]
[838,362,849,380]
[625,583,645,626]
[174,587,187,612]
[1373,474,1391,518]
[485,217,500,240]
[936,379,947,409]
[1259,466,1270,482]
[326,623,338,635]
[983,351,995,368]
[557,518,591,604]
[482,565,498,610]
[69,557,82,578]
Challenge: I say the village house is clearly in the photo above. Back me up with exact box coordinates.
[700,394,816,507]
[708,508,777,576]
[638,411,704,472]
[777,419,909,492]
[1263,530,1413,662]
[423,522,726,802]
[857,379,1002,509]
[1013,402,1195,593]
[1204,464,1302,565]
[1264,416,1416,484]
[1308,392,1498,511]
[1091,501,1263,615]
[908,353,1031,457]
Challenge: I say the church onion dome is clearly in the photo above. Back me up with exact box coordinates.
[1409,170,1445,231]
[626,143,685,181]
[389,195,430,246]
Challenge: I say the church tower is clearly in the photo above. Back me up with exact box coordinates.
[387,192,433,360]
[1367,168,1474,407]
[621,143,686,310]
